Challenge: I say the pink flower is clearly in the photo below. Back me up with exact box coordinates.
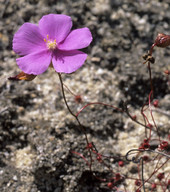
[13,14,92,75]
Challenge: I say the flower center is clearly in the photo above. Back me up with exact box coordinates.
[44,35,57,50]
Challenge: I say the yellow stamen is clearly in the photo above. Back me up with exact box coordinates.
[47,40,57,50]
[44,34,57,50]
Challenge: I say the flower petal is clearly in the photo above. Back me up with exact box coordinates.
[58,28,93,51]
[52,50,87,73]
[39,14,72,43]
[13,23,45,56]
[16,50,52,75]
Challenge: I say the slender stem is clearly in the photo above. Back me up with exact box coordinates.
[141,158,146,192]
[149,43,156,56]
[76,102,123,117]
[63,83,77,97]
[58,73,76,117]
[58,73,88,139]
[57,73,92,169]
[147,62,154,97]
[124,103,155,131]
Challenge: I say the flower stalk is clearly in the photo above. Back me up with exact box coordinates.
[58,73,93,170]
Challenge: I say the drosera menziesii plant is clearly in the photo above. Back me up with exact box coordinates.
[9,14,170,192]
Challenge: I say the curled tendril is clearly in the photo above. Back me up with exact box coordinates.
[125,148,170,192]
[125,149,147,192]
[125,149,144,163]
[125,149,170,163]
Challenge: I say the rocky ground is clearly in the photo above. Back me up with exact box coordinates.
[0,0,170,192]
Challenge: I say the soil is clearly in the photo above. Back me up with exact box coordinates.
[0,0,170,192]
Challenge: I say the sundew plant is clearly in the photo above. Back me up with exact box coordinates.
[9,14,170,192]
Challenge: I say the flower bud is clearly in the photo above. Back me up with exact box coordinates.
[154,33,170,48]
